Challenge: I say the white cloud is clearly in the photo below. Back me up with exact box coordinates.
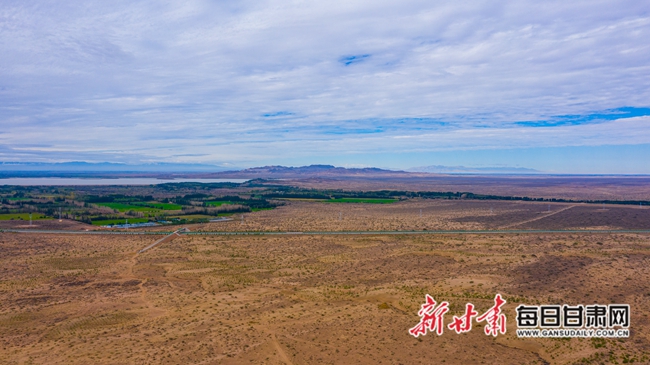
[0,0,649,167]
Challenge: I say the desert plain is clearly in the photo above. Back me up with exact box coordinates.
[1,199,649,364]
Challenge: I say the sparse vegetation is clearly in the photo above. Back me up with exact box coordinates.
[0,181,648,364]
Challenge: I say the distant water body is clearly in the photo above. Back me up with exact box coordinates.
[0,178,249,186]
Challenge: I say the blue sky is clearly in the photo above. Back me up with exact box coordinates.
[1,1,649,173]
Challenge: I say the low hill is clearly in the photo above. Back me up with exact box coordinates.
[211,164,418,178]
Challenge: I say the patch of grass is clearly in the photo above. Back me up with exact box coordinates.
[90,218,150,226]
[5,197,33,201]
[0,213,51,220]
[325,198,398,204]
[95,202,157,212]
[134,202,182,210]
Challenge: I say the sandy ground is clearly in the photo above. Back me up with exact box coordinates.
[191,200,650,232]
[0,219,96,231]
[1,202,649,364]
[281,175,650,201]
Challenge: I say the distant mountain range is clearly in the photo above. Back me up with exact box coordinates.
[0,162,540,178]
[211,164,413,178]
[0,162,412,179]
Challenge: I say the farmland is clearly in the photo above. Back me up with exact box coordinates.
[0,184,282,228]
[0,213,51,220]
[95,202,158,212]
[205,201,237,207]
[138,202,182,210]
[95,202,182,212]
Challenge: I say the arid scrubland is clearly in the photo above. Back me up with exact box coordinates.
[1,201,649,364]
[286,175,650,201]
[194,200,650,232]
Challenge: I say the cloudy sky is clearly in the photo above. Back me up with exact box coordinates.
[1,0,649,173]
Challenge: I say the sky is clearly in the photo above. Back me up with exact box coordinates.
[1,0,649,173]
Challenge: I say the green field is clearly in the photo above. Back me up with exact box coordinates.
[205,201,237,207]
[324,198,398,204]
[96,202,182,211]
[90,218,151,226]
[0,213,51,220]
[5,197,33,201]
[251,207,274,211]
[95,203,156,212]
[134,202,182,210]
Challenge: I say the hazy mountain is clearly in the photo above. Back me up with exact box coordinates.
[0,163,414,179]
[212,164,414,178]
[0,162,540,178]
